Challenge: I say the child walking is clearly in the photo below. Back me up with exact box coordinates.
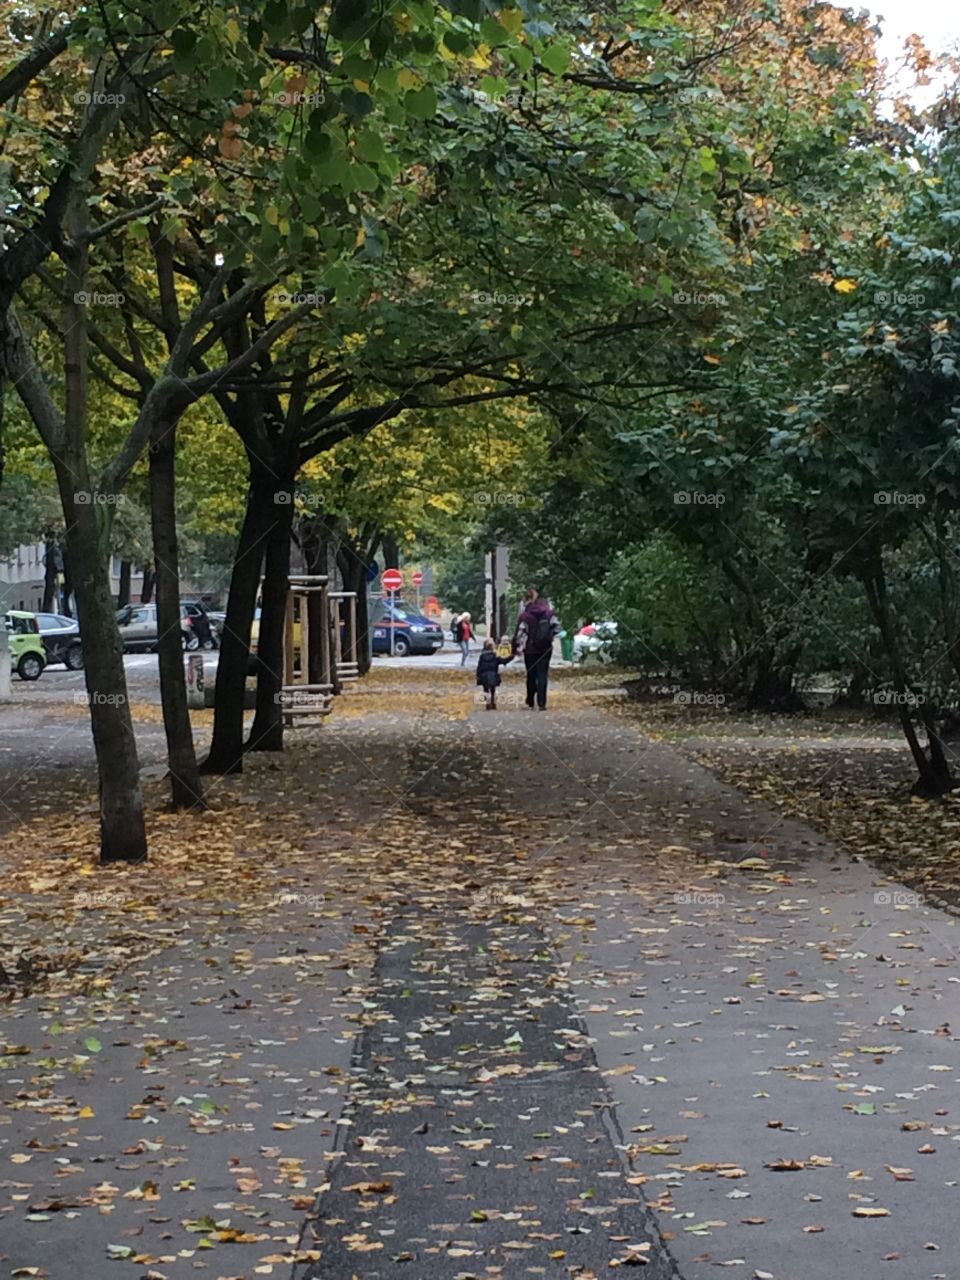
[476,637,512,710]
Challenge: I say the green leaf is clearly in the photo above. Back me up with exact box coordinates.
[405,86,438,119]
[541,43,569,75]
[356,128,387,163]
[84,1036,102,1053]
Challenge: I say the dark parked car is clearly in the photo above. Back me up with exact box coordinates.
[372,602,444,657]
[36,612,84,669]
[116,603,199,651]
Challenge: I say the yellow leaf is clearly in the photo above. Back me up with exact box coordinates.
[265,206,279,227]
[468,44,492,69]
[397,68,420,89]
[834,278,858,294]
[500,8,523,34]
[78,1105,95,1118]
[225,17,241,44]
[703,354,721,365]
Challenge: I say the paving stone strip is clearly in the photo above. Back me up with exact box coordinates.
[296,903,679,1278]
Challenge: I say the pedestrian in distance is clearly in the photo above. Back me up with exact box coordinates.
[513,586,560,710]
[458,611,473,666]
[476,637,513,709]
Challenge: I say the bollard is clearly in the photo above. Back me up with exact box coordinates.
[0,628,11,701]
[186,653,205,708]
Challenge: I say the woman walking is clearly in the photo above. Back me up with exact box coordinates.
[513,587,560,709]
[458,611,473,666]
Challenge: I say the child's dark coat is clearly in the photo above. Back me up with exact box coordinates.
[476,649,511,690]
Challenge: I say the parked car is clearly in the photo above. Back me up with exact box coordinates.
[248,606,303,674]
[36,612,84,670]
[115,603,199,651]
[2,610,46,680]
[573,620,618,664]
[372,602,445,657]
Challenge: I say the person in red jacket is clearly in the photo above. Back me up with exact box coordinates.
[458,612,472,666]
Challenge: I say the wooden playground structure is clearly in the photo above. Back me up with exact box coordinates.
[279,575,359,725]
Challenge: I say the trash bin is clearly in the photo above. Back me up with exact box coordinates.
[560,631,573,662]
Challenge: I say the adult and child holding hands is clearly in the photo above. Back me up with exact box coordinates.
[452,586,560,712]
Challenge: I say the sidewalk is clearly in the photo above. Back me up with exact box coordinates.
[2,668,957,1278]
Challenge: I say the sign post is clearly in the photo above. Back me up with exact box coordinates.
[412,569,423,613]
[381,568,404,656]
[0,628,11,703]
[186,653,205,708]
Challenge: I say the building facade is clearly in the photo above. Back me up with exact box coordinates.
[0,543,46,613]
[0,544,149,613]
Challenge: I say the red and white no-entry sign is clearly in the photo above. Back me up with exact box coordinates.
[412,570,424,586]
[382,568,404,592]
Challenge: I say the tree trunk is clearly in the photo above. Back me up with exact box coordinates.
[149,415,204,809]
[42,541,59,611]
[141,564,155,603]
[61,552,73,616]
[862,569,953,796]
[381,532,399,570]
[247,479,295,753]
[302,516,333,689]
[747,644,803,712]
[338,547,370,677]
[117,559,131,608]
[203,467,274,775]
[57,470,147,861]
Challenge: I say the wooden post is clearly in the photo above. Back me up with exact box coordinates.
[283,592,295,687]
[332,592,343,674]
[320,578,331,692]
[347,594,357,668]
[299,589,310,690]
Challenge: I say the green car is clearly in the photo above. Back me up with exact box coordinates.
[3,610,47,680]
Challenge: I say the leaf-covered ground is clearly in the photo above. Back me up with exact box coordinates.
[2,666,959,1279]
[604,692,960,912]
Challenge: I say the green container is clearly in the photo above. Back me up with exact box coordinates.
[560,631,573,662]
